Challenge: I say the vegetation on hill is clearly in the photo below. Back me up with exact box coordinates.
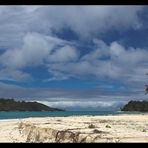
[121,74,148,112]
[121,100,148,112]
[0,98,64,112]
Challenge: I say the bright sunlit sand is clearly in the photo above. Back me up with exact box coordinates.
[0,114,148,143]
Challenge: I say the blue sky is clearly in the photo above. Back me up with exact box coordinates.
[0,6,148,111]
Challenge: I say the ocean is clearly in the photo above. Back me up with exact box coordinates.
[0,111,140,120]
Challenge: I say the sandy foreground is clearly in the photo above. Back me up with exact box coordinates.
[0,114,148,143]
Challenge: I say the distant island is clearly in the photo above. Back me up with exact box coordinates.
[121,100,148,112]
[0,98,64,112]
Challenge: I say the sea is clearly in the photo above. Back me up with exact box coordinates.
[0,111,143,120]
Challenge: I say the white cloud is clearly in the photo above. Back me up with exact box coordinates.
[1,31,147,85]
[38,100,119,108]
[0,68,31,81]
[110,42,125,56]
[37,100,127,111]
[0,32,50,68]
[0,6,146,81]
[0,6,147,111]
[110,42,148,65]
[0,32,72,69]
[42,6,142,38]
[46,70,71,81]
[0,6,143,49]
[45,39,148,85]
[0,31,78,81]
[48,45,79,63]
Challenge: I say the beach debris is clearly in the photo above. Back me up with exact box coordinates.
[142,129,146,132]
[57,120,62,122]
[106,125,111,128]
[99,120,108,123]
[93,129,104,133]
[88,124,96,128]
[55,130,80,143]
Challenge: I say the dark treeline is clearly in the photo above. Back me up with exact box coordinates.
[121,100,148,112]
[0,98,64,112]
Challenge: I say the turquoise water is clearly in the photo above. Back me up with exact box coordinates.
[0,111,138,120]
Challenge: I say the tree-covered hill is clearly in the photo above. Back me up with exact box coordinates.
[0,98,64,112]
[121,100,148,112]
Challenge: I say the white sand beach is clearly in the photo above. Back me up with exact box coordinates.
[0,114,148,143]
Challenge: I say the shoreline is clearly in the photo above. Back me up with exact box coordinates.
[0,112,148,121]
[0,114,148,142]
[1,111,148,121]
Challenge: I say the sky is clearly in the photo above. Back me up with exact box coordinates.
[0,5,148,111]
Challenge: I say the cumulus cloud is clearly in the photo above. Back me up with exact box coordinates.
[48,45,79,63]
[0,6,146,81]
[0,32,50,68]
[0,32,148,86]
[45,40,148,83]
[0,6,147,111]
[0,5,143,50]
[0,31,76,68]
[40,6,142,38]
[110,42,148,65]
[0,32,75,80]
